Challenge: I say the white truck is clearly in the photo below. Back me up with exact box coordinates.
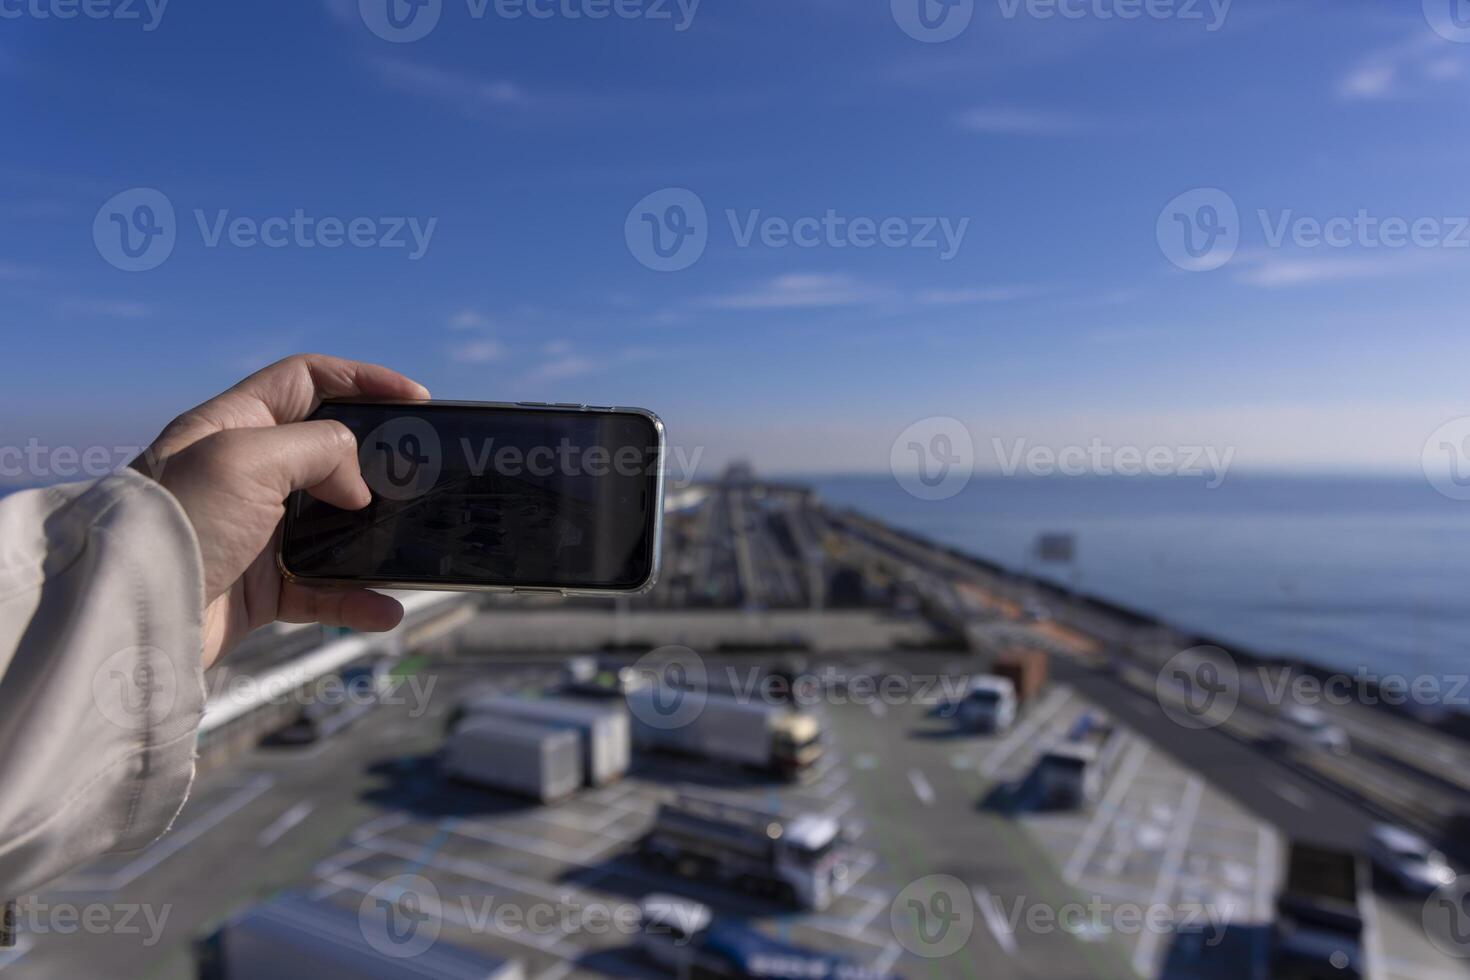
[953,676,1018,734]
[442,716,583,804]
[627,686,824,780]
[639,794,851,911]
[1034,712,1119,810]
[448,694,631,787]
[197,892,523,980]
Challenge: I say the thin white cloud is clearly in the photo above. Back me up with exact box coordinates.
[449,338,506,364]
[1231,248,1452,288]
[954,107,1092,135]
[448,309,492,330]
[370,57,526,111]
[703,273,887,310]
[1338,34,1469,101]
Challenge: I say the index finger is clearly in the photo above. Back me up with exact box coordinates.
[223,353,431,425]
[153,354,431,456]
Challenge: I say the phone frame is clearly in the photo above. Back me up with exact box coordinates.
[276,399,666,597]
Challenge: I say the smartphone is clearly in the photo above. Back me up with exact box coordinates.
[278,400,665,595]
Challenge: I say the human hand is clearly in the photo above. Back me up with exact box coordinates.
[136,354,430,668]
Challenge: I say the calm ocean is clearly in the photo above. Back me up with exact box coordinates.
[808,475,1470,681]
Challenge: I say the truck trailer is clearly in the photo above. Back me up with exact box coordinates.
[639,794,851,911]
[442,715,583,804]
[1272,843,1367,980]
[448,694,631,787]
[197,892,523,980]
[627,686,824,779]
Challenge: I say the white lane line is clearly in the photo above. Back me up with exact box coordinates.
[257,801,315,847]
[980,687,1072,778]
[908,768,936,806]
[1269,780,1314,810]
[60,774,275,891]
[973,886,1019,955]
[1063,740,1149,883]
[1131,778,1204,976]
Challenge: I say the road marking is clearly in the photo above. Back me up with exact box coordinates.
[1131,777,1204,976]
[257,801,315,847]
[59,774,274,891]
[1063,740,1149,883]
[973,886,1018,955]
[907,768,936,806]
[1269,780,1313,810]
[980,687,1071,778]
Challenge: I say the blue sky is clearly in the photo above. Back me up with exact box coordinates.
[4,0,1470,477]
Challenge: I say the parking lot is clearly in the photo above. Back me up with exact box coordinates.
[8,653,1470,980]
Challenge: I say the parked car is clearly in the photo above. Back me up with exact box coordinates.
[1367,825,1456,894]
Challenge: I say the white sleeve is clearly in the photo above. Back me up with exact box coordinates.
[0,467,206,896]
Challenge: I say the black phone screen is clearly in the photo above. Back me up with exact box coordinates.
[280,402,662,591]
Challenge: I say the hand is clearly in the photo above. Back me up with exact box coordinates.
[135,354,431,669]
